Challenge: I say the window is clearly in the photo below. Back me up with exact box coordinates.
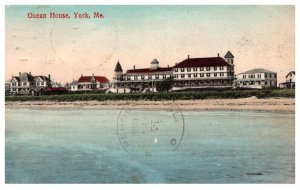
[243,82,247,85]
[187,68,191,72]
[258,74,261,78]
[41,82,44,85]
[269,74,272,78]
[214,73,217,77]
[175,68,178,72]
[174,74,178,78]
[265,81,268,85]
[274,73,277,78]
[181,68,185,72]
[206,73,210,77]
[181,74,185,78]
[220,66,224,70]
[23,82,27,85]
[200,73,204,77]
[206,67,210,71]
[194,73,197,77]
[258,81,261,85]
[243,75,246,78]
[200,67,204,71]
[250,81,254,85]
[134,76,138,80]
[220,73,224,76]
[214,67,217,70]
[265,73,268,78]
[163,75,166,79]
[127,77,130,80]
[148,75,152,79]
[155,75,159,79]
[141,76,144,79]
[193,68,197,71]
[188,74,191,78]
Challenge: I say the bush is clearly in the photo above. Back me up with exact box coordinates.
[5,89,295,102]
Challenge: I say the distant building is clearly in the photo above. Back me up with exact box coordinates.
[51,82,62,88]
[5,80,11,96]
[10,72,52,95]
[236,68,277,89]
[111,51,235,93]
[279,71,295,89]
[70,74,109,92]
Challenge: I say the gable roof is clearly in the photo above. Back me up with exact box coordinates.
[11,76,20,82]
[34,76,51,82]
[126,67,173,74]
[239,68,276,75]
[286,71,295,78]
[78,76,109,83]
[173,57,230,68]
[114,61,123,72]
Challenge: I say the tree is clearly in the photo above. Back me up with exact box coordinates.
[156,77,173,92]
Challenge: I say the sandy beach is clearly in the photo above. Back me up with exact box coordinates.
[5,97,295,113]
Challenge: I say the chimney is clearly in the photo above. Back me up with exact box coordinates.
[218,53,219,57]
[187,55,190,59]
[19,72,21,76]
[81,74,83,77]
[29,72,31,75]
[133,65,135,70]
[92,73,94,77]
[168,65,169,68]
[48,74,51,80]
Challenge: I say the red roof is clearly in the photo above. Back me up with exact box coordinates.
[78,76,109,83]
[126,67,173,74]
[173,57,230,68]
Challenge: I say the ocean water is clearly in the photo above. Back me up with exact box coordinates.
[5,108,295,183]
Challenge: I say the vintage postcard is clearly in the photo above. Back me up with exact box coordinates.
[5,5,295,184]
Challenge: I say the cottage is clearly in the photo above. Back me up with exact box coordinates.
[70,74,109,92]
[10,72,52,95]
[279,71,295,89]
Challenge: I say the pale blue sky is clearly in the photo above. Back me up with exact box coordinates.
[6,5,294,83]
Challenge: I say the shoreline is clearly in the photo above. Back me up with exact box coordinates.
[5,97,295,113]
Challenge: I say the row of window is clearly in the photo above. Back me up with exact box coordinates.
[174,72,227,78]
[127,75,168,80]
[240,81,274,85]
[242,73,277,79]
[11,82,45,86]
[174,66,227,72]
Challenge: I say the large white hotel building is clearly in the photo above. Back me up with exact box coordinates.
[111,51,235,93]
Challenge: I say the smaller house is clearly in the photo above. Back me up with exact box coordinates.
[70,74,109,92]
[5,80,11,96]
[236,68,277,89]
[279,71,295,89]
[10,72,52,95]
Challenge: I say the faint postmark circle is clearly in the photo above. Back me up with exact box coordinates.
[116,102,185,159]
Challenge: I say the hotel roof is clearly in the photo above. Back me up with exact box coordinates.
[126,67,173,74]
[173,57,230,68]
